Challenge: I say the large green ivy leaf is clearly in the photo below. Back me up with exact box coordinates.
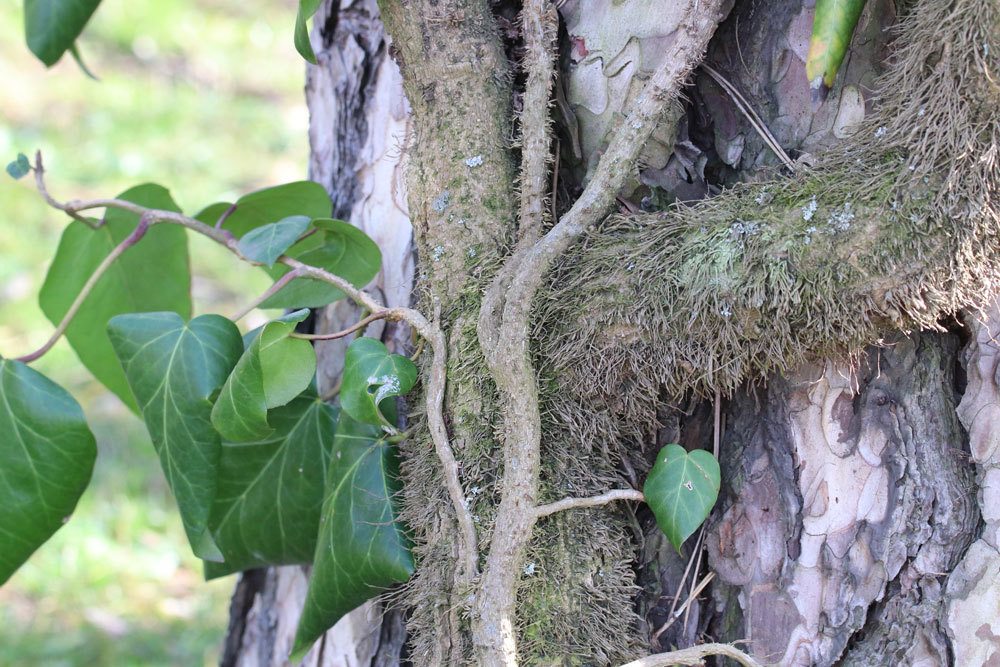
[211,309,315,443]
[39,184,191,412]
[806,0,867,100]
[340,337,417,430]
[24,0,102,66]
[259,218,381,309]
[194,181,330,238]
[208,389,338,572]
[291,411,413,660]
[0,358,96,585]
[294,0,323,64]
[644,444,721,553]
[107,313,243,561]
[236,215,312,267]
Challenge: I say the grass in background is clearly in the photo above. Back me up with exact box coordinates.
[0,1,308,663]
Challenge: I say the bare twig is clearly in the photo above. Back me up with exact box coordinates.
[652,572,715,640]
[617,642,763,667]
[290,311,390,341]
[215,203,238,229]
[15,213,152,363]
[534,489,645,520]
[230,267,305,321]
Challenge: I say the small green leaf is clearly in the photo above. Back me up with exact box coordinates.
[208,389,338,572]
[0,359,96,585]
[211,309,315,442]
[24,0,103,66]
[340,337,417,429]
[194,181,330,238]
[259,218,381,309]
[294,0,323,64]
[806,0,867,100]
[643,444,720,553]
[6,153,31,179]
[290,411,413,660]
[237,215,312,267]
[107,313,244,561]
[39,183,191,411]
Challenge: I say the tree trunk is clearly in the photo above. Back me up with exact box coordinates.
[221,0,1000,664]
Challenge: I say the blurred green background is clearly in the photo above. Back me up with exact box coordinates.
[0,0,308,664]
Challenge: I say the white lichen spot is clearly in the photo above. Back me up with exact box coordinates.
[719,303,733,318]
[631,120,643,130]
[917,106,926,117]
[473,515,481,524]
[754,189,772,205]
[432,245,446,262]
[469,485,481,496]
[467,247,477,259]
[827,202,854,233]
[465,155,483,168]
[432,190,451,212]
[801,196,818,221]
[523,562,536,576]
[874,126,887,139]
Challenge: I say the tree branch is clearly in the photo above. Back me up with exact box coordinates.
[230,267,305,321]
[290,311,390,341]
[617,643,763,667]
[533,489,645,520]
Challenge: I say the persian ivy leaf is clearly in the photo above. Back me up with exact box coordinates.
[806,0,868,100]
[207,389,338,572]
[107,312,244,561]
[0,359,96,585]
[643,444,721,553]
[340,337,417,429]
[259,218,381,309]
[194,181,330,238]
[210,309,315,443]
[39,183,191,411]
[24,0,103,66]
[236,215,312,267]
[6,153,30,179]
[294,0,323,64]
[290,411,413,660]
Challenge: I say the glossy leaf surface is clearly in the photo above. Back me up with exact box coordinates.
[340,337,417,429]
[0,359,96,584]
[211,309,315,442]
[24,0,102,66]
[236,215,312,267]
[39,184,191,411]
[291,412,413,660]
[643,444,720,552]
[209,389,338,572]
[294,0,322,64]
[108,313,243,560]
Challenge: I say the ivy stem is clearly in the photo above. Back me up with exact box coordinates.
[15,213,153,363]
[289,312,390,341]
[230,267,305,321]
[533,489,645,520]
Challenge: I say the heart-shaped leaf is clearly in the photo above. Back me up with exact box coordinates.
[194,181,330,238]
[340,337,417,430]
[0,359,97,585]
[40,183,191,411]
[236,215,312,267]
[6,153,30,179]
[294,0,323,64]
[643,444,721,553]
[24,0,103,66]
[208,388,338,572]
[259,219,381,309]
[107,312,243,561]
[211,309,315,442]
[290,411,413,660]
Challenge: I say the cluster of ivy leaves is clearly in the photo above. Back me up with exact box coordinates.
[0,177,416,656]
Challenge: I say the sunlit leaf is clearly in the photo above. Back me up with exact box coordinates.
[211,309,315,442]
[290,411,413,660]
[207,389,338,572]
[39,184,191,411]
[340,337,417,430]
[806,0,867,101]
[107,312,243,561]
[24,0,103,66]
[0,359,96,585]
[643,444,720,553]
[294,0,323,64]
[236,215,312,267]
[194,181,330,238]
